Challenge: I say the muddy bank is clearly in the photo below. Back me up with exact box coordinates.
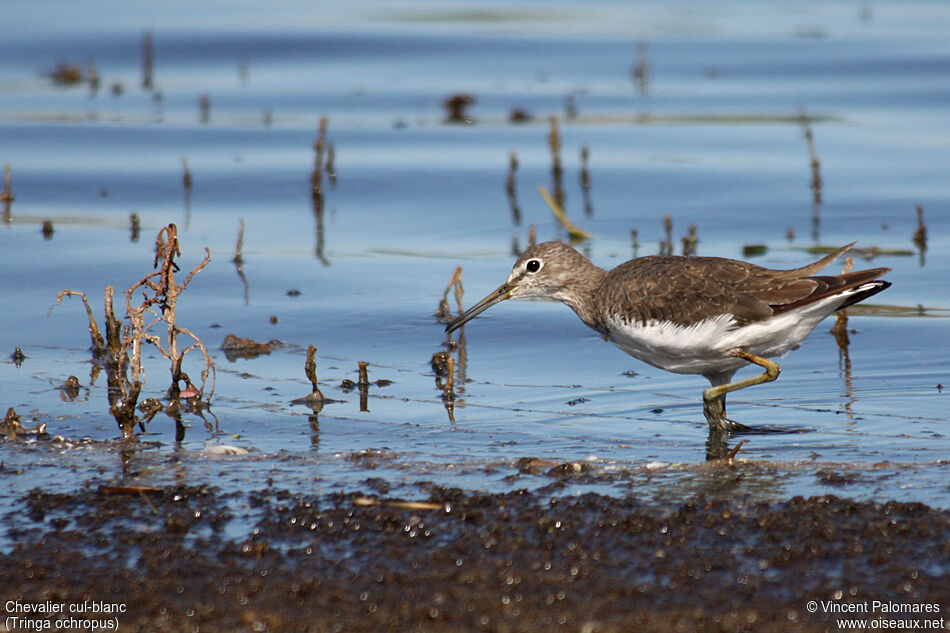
[1,484,947,633]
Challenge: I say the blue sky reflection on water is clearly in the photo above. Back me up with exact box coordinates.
[0,1,947,509]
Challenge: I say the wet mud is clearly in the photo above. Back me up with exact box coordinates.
[2,482,947,632]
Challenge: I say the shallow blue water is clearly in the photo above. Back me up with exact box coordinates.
[0,1,948,515]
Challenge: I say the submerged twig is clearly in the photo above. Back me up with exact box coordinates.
[1,164,14,222]
[182,158,192,193]
[506,151,521,226]
[539,186,592,242]
[548,115,564,211]
[798,107,822,241]
[141,29,154,90]
[50,290,106,359]
[659,215,673,256]
[631,42,650,94]
[580,146,593,218]
[913,205,927,266]
[435,266,464,323]
[681,224,698,256]
[199,94,210,124]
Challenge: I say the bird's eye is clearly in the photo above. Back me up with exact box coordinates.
[525,259,542,274]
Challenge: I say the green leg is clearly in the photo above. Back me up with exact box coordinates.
[702,349,781,433]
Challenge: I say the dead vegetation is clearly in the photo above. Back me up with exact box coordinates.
[50,224,215,440]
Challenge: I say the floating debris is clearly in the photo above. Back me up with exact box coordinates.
[353,497,445,511]
[50,62,84,85]
[443,93,475,123]
[508,107,531,123]
[795,244,914,259]
[742,244,768,257]
[221,335,279,361]
[1,407,47,440]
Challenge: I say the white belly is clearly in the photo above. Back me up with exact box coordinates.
[604,295,844,376]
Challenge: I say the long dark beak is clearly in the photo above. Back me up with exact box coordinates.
[445,283,512,334]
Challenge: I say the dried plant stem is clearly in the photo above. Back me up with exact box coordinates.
[539,186,592,242]
[304,344,325,402]
[51,289,105,358]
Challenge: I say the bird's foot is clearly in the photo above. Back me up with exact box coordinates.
[702,395,751,434]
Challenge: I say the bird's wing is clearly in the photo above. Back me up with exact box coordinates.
[600,252,889,328]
